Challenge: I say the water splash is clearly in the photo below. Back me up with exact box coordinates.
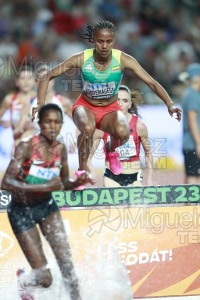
[14,228,133,300]
[18,264,70,300]
[78,239,133,300]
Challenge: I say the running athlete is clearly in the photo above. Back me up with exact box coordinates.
[32,20,181,186]
[1,104,90,300]
[0,66,36,176]
[0,66,36,143]
[30,64,76,152]
[181,63,200,184]
[90,85,153,187]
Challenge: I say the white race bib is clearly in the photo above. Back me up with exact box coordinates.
[28,164,60,180]
[115,135,136,160]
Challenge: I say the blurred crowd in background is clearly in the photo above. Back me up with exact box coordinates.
[0,0,200,185]
[0,0,200,104]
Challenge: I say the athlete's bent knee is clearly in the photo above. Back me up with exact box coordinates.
[116,127,129,144]
[78,121,95,134]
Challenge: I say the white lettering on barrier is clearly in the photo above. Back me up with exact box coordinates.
[118,241,173,266]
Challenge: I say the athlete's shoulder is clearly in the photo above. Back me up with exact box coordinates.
[129,115,138,132]
[112,49,121,61]
[65,51,84,67]
[112,49,121,54]
[131,114,139,120]
[15,135,34,155]
[83,48,94,61]
[20,135,35,145]
[136,118,148,137]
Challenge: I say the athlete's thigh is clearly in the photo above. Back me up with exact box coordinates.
[73,106,96,131]
[100,110,128,136]
[16,227,47,269]
[103,176,121,187]
[39,211,71,258]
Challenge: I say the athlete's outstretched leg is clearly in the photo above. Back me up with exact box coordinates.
[73,106,96,174]
[16,227,53,288]
[100,110,129,150]
[40,211,81,300]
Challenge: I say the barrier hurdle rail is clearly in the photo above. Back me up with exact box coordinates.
[1,185,200,299]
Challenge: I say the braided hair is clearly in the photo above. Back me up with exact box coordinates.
[119,85,143,116]
[77,20,116,43]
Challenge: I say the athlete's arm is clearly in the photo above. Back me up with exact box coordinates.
[13,102,31,138]
[1,139,63,192]
[121,52,182,121]
[137,120,153,185]
[37,52,83,108]
[0,95,12,127]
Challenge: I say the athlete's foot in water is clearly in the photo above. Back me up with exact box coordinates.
[17,269,35,300]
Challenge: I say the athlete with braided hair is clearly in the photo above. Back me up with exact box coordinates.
[32,20,181,188]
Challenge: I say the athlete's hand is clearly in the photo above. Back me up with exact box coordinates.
[31,105,40,122]
[168,105,182,121]
[75,171,96,186]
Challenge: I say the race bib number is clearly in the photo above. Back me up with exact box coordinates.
[83,81,116,99]
[26,164,60,183]
[116,135,136,160]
